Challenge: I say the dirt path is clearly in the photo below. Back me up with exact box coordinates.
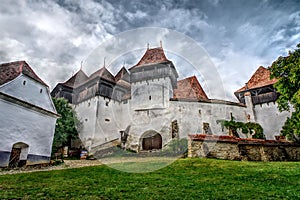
[0,160,103,175]
[0,157,176,175]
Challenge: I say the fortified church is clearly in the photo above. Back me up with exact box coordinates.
[51,45,290,153]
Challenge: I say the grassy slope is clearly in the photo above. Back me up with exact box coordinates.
[0,158,299,199]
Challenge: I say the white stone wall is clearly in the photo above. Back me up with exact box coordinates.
[0,98,56,157]
[130,78,172,110]
[0,74,56,113]
[74,97,98,150]
[123,99,248,151]
[254,102,291,139]
[169,101,248,138]
[75,96,131,151]
[73,76,291,152]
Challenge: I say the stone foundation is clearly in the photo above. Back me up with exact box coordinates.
[188,134,300,161]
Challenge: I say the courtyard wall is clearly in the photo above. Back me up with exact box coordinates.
[188,134,300,161]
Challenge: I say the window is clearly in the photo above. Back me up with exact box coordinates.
[23,80,26,85]
[40,89,43,93]
[149,95,152,100]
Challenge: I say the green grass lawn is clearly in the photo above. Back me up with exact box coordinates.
[0,158,300,199]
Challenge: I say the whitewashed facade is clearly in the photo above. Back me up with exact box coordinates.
[52,47,291,153]
[0,61,58,167]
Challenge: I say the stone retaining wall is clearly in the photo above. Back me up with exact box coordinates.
[188,134,300,161]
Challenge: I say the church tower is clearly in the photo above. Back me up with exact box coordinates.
[129,45,178,110]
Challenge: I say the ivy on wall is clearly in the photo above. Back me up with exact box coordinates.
[217,116,265,139]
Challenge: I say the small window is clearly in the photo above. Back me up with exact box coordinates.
[105,102,109,106]
[149,96,151,100]
[23,81,26,85]
[85,118,88,122]
[40,89,43,93]
[88,102,91,107]
[105,118,110,122]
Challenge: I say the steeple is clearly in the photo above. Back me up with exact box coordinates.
[130,45,170,69]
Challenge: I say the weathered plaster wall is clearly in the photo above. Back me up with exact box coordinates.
[130,78,172,110]
[253,102,291,139]
[170,101,247,139]
[75,95,130,152]
[0,75,56,112]
[0,99,56,167]
[73,74,291,153]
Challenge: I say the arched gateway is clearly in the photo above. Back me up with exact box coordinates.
[9,142,29,168]
[141,130,162,151]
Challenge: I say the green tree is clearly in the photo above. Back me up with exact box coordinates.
[52,97,81,153]
[269,43,300,142]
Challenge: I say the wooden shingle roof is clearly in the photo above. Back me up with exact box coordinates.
[89,67,115,83]
[61,69,89,88]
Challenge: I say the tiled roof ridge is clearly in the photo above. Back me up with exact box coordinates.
[130,46,171,69]
[235,66,278,93]
[173,75,208,101]
[0,60,48,86]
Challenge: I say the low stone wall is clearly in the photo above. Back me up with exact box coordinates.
[188,134,300,161]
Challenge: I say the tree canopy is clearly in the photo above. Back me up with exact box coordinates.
[269,43,300,142]
[52,97,81,152]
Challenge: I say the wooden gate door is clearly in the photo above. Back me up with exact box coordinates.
[9,148,21,168]
[142,137,152,150]
[142,133,162,150]
[152,134,162,150]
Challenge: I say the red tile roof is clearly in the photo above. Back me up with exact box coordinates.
[173,76,208,101]
[235,66,278,93]
[0,61,47,86]
[130,47,170,69]
[62,69,88,88]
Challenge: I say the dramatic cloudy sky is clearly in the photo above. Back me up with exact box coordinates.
[1,0,299,100]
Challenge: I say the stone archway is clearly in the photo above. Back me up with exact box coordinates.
[141,130,162,151]
[9,142,29,168]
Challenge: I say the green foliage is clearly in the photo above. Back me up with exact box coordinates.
[52,98,81,153]
[245,122,264,139]
[1,159,300,199]
[217,118,265,139]
[269,43,300,142]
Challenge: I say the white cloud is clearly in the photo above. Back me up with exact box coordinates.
[0,0,299,100]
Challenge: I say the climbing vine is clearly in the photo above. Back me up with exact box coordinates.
[216,117,265,139]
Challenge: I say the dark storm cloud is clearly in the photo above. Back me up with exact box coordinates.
[0,0,299,100]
